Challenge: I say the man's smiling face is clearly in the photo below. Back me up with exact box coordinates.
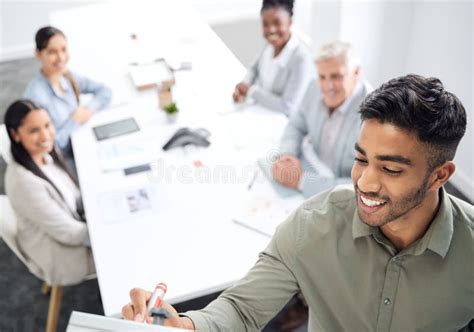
[351,119,433,227]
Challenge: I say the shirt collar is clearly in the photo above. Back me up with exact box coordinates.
[39,70,71,96]
[352,205,378,239]
[59,75,69,91]
[416,188,454,258]
[41,153,55,166]
[272,33,299,67]
[352,187,454,258]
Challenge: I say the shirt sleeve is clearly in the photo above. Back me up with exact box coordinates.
[54,117,80,150]
[185,209,302,331]
[248,51,315,116]
[8,174,88,246]
[23,79,52,113]
[73,73,112,112]
[242,49,264,85]
[23,80,39,102]
[278,87,314,157]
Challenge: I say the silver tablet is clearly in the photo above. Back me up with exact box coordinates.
[93,118,140,141]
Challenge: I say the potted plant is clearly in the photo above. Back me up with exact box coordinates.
[163,102,179,123]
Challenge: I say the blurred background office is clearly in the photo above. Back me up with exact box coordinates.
[0,0,472,330]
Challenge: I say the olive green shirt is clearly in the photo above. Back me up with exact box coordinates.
[186,185,474,331]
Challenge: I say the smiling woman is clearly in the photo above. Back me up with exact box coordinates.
[23,26,112,164]
[232,0,315,116]
[9,105,55,164]
[3,99,95,286]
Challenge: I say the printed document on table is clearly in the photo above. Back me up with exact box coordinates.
[232,170,304,237]
[96,186,158,225]
[97,135,156,172]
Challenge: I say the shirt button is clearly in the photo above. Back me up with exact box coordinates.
[393,256,402,263]
[384,298,391,305]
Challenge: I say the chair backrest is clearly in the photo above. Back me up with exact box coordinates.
[0,195,29,266]
[0,195,96,286]
[0,124,12,163]
[1,198,65,332]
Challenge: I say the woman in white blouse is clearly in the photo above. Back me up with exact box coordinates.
[232,0,315,116]
[4,99,94,286]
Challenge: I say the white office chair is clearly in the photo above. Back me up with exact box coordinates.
[0,124,12,163]
[0,195,63,332]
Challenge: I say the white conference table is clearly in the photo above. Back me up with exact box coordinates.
[52,2,297,316]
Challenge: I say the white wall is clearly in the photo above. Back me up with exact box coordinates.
[340,1,415,86]
[211,18,263,67]
[0,0,106,61]
[404,2,473,200]
[338,1,473,200]
[294,0,342,54]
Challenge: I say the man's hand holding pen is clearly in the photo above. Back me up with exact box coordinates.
[121,287,195,329]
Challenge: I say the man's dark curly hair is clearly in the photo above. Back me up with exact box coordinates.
[359,74,467,171]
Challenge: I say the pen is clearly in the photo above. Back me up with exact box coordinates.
[247,168,258,191]
[147,282,167,315]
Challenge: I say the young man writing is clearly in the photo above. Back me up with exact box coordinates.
[123,74,473,331]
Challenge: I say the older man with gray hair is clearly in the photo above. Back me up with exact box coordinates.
[272,41,373,197]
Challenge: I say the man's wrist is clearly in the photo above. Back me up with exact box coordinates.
[178,315,195,330]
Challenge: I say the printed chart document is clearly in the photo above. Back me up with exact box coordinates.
[96,185,158,225]
[67,311,190,331]
[97,134,156,172]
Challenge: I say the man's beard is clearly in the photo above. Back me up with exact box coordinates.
[355,175,430,227]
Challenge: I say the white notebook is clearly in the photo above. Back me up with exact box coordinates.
[67,311,190,331]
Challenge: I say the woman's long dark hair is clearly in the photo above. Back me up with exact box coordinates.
[4,100,79,202]
[35,26,80,102]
